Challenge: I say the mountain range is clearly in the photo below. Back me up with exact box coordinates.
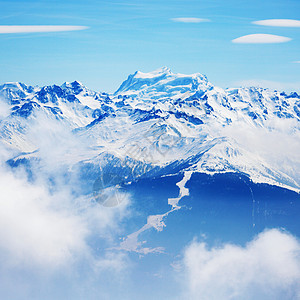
[1,67,300,194]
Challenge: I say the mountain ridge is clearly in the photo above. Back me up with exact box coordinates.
[1,68,300,193]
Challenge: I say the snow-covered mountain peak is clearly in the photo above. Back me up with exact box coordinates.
[115,67,212,101]
[0,82,26,91]
[61,80,84,89]
[134,67,171,79]
[0,82,36,103]
[60,80,87,95]
[1,69,300,193]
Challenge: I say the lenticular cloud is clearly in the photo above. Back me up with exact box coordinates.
[232,34,291,44]
[253,19,300,27]
[0,25,88,34]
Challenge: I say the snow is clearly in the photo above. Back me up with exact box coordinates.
[134,67,171,79]
[76,95,102,110]
[2,68,300,255]
[1,67,300,194]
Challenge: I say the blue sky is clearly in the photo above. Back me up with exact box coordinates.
[0,0,299,92]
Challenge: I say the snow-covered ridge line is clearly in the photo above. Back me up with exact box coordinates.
[1,67,300,193]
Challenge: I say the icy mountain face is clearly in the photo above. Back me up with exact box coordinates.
[1,68,300,192]
[115,67,212,101]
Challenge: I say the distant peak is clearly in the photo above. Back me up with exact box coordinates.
[71,80,84,86]
[61,80,84,89]
[0,82,27,90]
[115,67,211,95]
[61,81,70,88]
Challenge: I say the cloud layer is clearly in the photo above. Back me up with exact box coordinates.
[232,34,291,44]
[171,18,210,23]
[0,110,131,298]
[0,166,88,267]
[0,156,130,270]
[0,25,88,34]
[253,19,300,27]
[182,229,300,300]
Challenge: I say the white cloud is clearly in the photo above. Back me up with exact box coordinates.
[0,25,89,34]
[0,88,132,299]
[220,118,300,188]
[0,165,130,269]
[0,98,10,119]
[171,18,210,23]
[0,166,88,267]
[0,112,131,270]
[253,19,300,27]
[232,34,291,44]
[294,61,300,64]
[0,128,131,297]
[181,229,300,300]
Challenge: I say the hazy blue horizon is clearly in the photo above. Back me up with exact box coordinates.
[0,0,300,92]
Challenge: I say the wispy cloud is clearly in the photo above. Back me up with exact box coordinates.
[181,229,300,300]
[0,25,89,34]
[171,18,210,23]
[253,19,300,27]
[0,97,10,119]
[294,61,300,64]
[232,34,291,44]
[220,117,300,188]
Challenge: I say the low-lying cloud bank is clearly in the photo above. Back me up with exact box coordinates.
[0,166,88,267]
[0,162,131,298]
[0,154,131,264]
[182,229,300,300]
[0,110,131,298]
